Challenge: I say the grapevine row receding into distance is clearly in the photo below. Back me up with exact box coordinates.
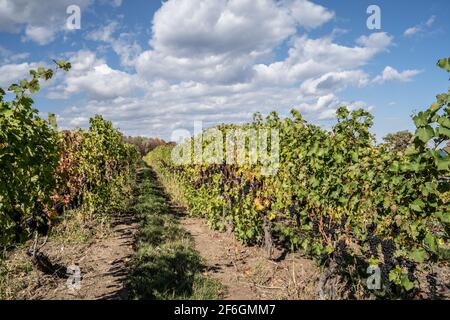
[145,58,450,298]
[0,61,140,254]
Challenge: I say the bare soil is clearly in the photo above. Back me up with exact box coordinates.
[181,217,322,300]
[11,213,138,300]
[5,207,324,300]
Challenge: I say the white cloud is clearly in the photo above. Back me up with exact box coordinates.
[124,30,392,137]
[23,25,55,45]
[0,0,91,45]
[70,50,101,72]
[426,15,436,28]
[42,1,419,139]
[65,64,136,99]
[97,0,123,7]
[150,0,333,56]
[404,15,437,37]
[87,21,119,42]
[356,32,393,49]
[404,27,420,37]
[373,66,422,84]
[0,46,29,64]
[0,63,37,87]
[300,70,369,95]
[135,0,335,85]
[47,50,138,100]
[87,21,142,67]
[253,32,392,86]
[288,0,335,29]
[111,0,122,7]
[296,94,373,120]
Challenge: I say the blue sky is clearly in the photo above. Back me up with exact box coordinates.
[0,0,449,141]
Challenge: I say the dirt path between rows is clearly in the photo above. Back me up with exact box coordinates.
[20,213,138,300]
[181,217,322,300]
[8,190,321,300]
[182,217,259,300]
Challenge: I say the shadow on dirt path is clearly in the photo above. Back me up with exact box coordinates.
[21,211,139,300]
[180,216,321,300]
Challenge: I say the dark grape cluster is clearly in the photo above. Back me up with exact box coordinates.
[243,180,251,195]
[18,211,50,240]
[392,224,400,236]
[330,224,339,238]
[221,163,227,177]
[426,273,438,299]
[251,177,261,198]
[312,219,320,235]
[337,239,346,251]
[366,224,380,256]
[379,239,398,294]
[333,239,347,265]
[340,213,347,226]
[289,204,296,219]
[368,236,379,256]
[322,218,339,239]
[381,239,395,264]
[402,259,417,282]
[252,184,257,198]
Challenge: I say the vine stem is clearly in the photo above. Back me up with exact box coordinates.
[31,230,39,260]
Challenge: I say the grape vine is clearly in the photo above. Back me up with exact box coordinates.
[146,58,450,298]
[0,61,140,252]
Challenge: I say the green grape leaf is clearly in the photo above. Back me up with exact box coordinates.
[415,126,434,144]
[438,116,450,128]
[409,248,428,263]
[401,274,416,291]
[436,126,450,139]
[436,157,450,171]
[410,199,425,212]
[424,232,437,252]
[413,112,428,127]
[437,57,450,72]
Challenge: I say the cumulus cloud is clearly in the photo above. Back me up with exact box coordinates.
[0,62,38,87]
[253,32,392,87]
[0,46,29,64]
[356,32,393,49]
[37,0,419,139]
[373,66,422,84]
[307,95,373,120]
[0,0,92,45]
[150,0,333,56]
[136,0,335,84]
[23,25,56,45]
[300,71,369,95]
[64,64,136,99]
[87,21,142,67]
[288,0,335,29]
[87,21,119,43]
[47,50,138,100]
[57,1,396,138]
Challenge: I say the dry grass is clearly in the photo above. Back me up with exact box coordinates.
[0,209,112,300]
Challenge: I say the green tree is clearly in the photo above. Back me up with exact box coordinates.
[382,130,414,152]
